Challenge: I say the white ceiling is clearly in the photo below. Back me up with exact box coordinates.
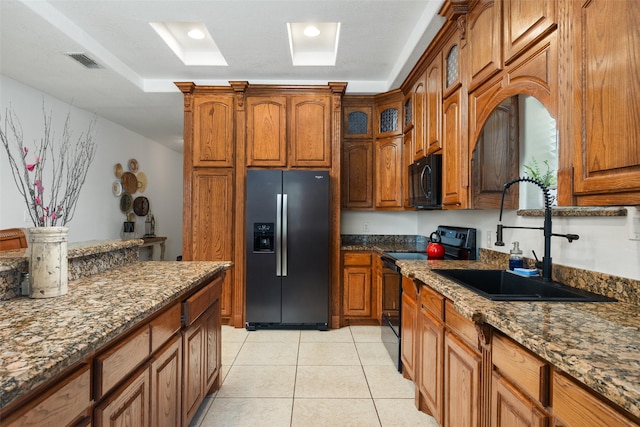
[0,0,445,152]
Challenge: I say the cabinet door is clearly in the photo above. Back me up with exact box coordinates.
[467,0,503,92]
[471,96,519,209]
[419,307,444,426]
[492,372,548,427]
[375,136,403,209]
[444,332,481,427]
[151,336,182,427]
[503,0,556,63]
[400,276,417,380]
[569,0,640,205]
[343,104,373,139]
[191,169,233,319]
[204,298,221,394]
[289,94,331,167]
[376,98,402,138]
[442,90,468,209]
[403,130,413,209]
[192,95,234,167]
[341,140,373,209]
[246,96,287,166]
[343,266,372,318]
[182,320,205,426]
[425,51,443,155]
[412,73,427,161]
[94,366,151,427]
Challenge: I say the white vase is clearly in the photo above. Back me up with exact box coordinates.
[27,226,69,298]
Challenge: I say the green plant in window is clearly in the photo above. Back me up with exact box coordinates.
[523,158,556,188]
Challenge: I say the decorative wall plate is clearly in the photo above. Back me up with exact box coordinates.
[114,163,123,178]
[128,158,139,173]
[133,196,149,216]
[120,193,133,213]
[112,180,123,197]
[121,172,138,194]
[136,171,147,192]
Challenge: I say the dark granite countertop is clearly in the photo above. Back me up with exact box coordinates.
[394,259,640,420]
[0,260,231,410]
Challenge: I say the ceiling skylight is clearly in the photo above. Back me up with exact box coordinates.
[150,22,227,66]
[287,22,341,66]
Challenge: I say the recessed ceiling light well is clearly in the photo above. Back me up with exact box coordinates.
[304,25,320,37]
[150,21,227,66]
[287,22,340,66]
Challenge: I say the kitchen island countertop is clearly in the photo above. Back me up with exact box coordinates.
[395,259,640,420]
[0,260,231,410]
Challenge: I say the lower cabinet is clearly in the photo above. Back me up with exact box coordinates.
[0,272,225,427]
[444,331,481,427]
[400,275,418,380]
[492,372,548,427]
[342,251,376,324]
[94,365,151,427]
[417,286,444,425]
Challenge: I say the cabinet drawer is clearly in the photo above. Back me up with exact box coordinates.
[444,300,478,350]
[552,370,639,427]
[344,252,372,266]
[420,285,444,321]
[150,303,181,353]
[493,332,549,405]
[5,364,91,427]
[95,326,150,398]
[183,281,215,326]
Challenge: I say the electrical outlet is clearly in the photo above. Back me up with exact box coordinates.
[629,208,640,241]
[363,222,370,233]
[486,229,493,247]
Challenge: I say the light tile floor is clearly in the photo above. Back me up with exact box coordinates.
[190,325,438,427]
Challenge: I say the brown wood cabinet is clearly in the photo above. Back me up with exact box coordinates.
[411,72,427,161]
[94,365,151,427]
[401,275,418,381]
[492,372,549,427]
[375,93,403,138]
[552,370,639,427]
[417,286,445,425]
[182,275,222,427]
[341,140,373,209]
[375,135,403,209]
[442,89,468,209]
[402,129,413,209]
[503,0,557,64]
[3,365,91,427]
[342,251,375,322]
[425,50,443,155]
[151,336,183,427]
[564,0,640,205]
[246,96,287,166]
[467,0,503,92]
[246,94,332,168]
[192,95,235,167]
[444,330,481,427]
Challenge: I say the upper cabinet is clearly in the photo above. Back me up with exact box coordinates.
[563,0,640,205]
[411,73,427,161]
[467,0,502,92]
[246,96,287,167]
[342,96,375,209]
[503,0,557,64]
[246,94,332,168]
[375,91,403,138]
[344,103,373,139]
[425,51,443,155]
[192,95,235,168]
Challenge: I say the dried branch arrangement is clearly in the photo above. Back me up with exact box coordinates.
[0,104,98,227]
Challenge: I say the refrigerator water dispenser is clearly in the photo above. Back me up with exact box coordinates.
[253,223,274,252]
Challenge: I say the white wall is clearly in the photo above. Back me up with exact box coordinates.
[342,208,640,281]
[0,76,184,261]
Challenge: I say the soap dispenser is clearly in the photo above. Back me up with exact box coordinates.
[509,241,524,270]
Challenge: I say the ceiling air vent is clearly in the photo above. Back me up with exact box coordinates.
[66,53,103,69]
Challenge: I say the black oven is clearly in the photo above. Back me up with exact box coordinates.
[409,154,442,209]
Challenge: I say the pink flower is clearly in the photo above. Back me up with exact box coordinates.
[52,212,57,220]
[35,179,44,194]
[35,196,41,205]
[26,164,36,171]
[23,147,28,157]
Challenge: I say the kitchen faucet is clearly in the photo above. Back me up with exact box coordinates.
[495,177,579,281]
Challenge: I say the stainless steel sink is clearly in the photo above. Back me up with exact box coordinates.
[432,269,616,302]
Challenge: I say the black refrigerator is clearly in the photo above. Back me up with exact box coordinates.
[245,170,329,330]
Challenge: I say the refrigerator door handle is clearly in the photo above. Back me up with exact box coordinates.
[276,193,282,276]
[282,193,288,276]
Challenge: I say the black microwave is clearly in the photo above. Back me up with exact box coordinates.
[409,154,442,209]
